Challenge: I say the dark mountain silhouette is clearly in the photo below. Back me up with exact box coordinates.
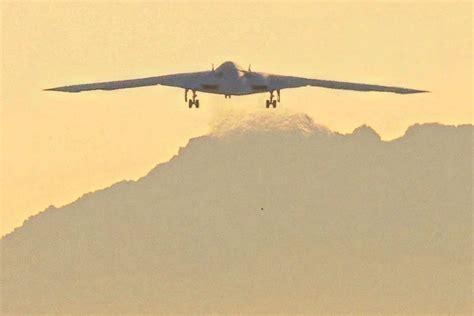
[1,114,472,314]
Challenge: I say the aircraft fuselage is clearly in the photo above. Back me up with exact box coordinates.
[196,61,273,96]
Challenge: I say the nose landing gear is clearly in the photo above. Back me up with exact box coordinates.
[185,89,199,108]
[265,90,280,108]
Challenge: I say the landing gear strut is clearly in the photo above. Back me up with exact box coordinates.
[186,90,199,108]
[265,90,280,108]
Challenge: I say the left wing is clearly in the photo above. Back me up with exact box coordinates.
[45,72,210,93]
[267,74,428,94]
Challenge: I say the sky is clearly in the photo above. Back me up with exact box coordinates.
[1,1,472,236]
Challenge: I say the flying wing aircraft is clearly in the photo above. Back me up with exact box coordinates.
[45,61,427,108]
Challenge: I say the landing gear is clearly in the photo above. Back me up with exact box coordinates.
[265,90,280,108]
[265,100,277,108]
[188,99,200,108]
[187,90,199,108]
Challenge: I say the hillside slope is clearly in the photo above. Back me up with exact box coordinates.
[2,114,472,314]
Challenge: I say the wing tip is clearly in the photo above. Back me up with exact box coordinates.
[43,87,79,93]
[402,89,430,94]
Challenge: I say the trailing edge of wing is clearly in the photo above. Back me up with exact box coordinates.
[307,79,428,94]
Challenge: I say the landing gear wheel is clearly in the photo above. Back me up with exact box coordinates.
[272,100,277,108]
[266,100,270,108]
[188,99,193,108]
[195,100,200,108]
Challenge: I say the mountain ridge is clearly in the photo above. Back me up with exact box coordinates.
[2,115,472,314]
[3,118,471,241]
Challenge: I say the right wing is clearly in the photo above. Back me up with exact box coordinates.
[267,75,428,94]
[44,72,210,93]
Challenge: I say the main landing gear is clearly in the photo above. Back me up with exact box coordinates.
[185,89,199,108]
[265,90,280,108]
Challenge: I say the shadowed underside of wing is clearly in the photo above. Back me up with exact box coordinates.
[45,67,428,95]
[268,75,428,94]
[307,78,428,94]
[44,72,207,93]
[45,77,166,92]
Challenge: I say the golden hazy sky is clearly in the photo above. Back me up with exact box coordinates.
[1,1,472,236]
